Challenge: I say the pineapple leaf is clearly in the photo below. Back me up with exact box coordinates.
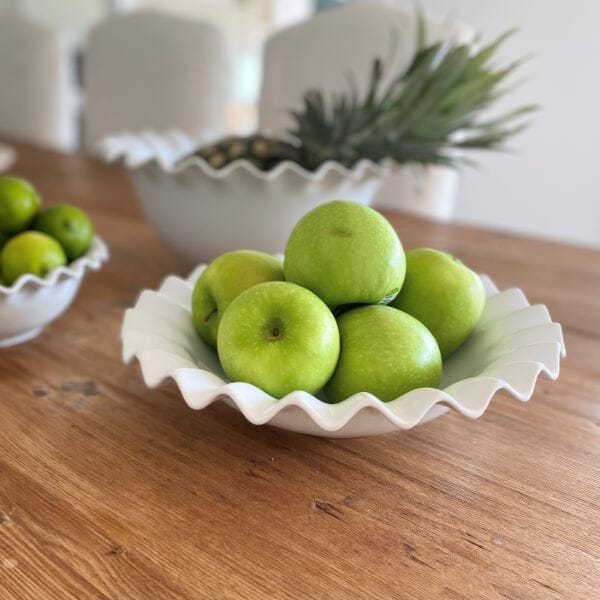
[416,7,427,52]
[196,12,536,172]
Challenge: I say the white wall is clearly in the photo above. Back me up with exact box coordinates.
[417,0,600,248]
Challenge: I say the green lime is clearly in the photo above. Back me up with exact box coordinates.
[34,204,94,261]
[1,231,67,285]
[0,176,41,234]
[0,233,9,249]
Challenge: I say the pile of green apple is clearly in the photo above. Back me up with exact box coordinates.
[0,176,94,286]
[191,200,485,402]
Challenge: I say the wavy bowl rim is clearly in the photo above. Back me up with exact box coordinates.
[121,268,565,433]
[97,129,394,182]
[0,236,109,295]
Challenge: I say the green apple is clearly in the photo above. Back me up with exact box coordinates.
[324,305,442,403]
[217,281,340,398]
[0,176,41,234]
[284,200,405,307]
[391,248,485,358]
[1,231,67,285]
[192,250,284,347]
[34,204,94,261]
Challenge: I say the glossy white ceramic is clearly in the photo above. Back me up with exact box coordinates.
[99,130,391,263]
[0,237,109,348]
[122,267,564,438]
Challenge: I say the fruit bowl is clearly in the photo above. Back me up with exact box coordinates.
[0,236,109,348]
[121,265,565,438]
[98,130,391,262]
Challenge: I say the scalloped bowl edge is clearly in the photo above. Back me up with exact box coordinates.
[121,268,565,437]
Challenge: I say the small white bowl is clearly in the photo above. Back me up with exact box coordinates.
[0,236,109,348]
[98,130,391,262]
[121,266,565,438]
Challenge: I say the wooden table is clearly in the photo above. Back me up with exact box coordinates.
[1,143,599,600]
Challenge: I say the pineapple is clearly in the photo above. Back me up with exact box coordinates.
[195,19,535,172]
[196,135,300,171]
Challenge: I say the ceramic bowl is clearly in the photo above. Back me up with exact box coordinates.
[98,130,391,263]
[0,237,109,348]
[121,266,565,438]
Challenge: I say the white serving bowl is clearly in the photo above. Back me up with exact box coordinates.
[0,237,109,348]
[98,130,391,263]
[121,266,565,438]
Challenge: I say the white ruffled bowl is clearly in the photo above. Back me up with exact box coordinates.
[0,237,109,348]
[98,130,391,263]
[121,265,565,438]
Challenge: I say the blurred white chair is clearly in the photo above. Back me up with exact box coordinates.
[259,1,474,220]
[0,13,71,149]
[83,9,228,152]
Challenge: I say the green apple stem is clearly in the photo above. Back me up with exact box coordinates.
[203,309,217,324]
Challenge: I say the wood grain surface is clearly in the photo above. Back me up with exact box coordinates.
[1,143,599,599]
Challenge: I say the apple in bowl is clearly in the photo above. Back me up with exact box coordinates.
[284,200,406,307]
[183,200,487,405]
[191,250,284,348]
[217,281,340,398]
